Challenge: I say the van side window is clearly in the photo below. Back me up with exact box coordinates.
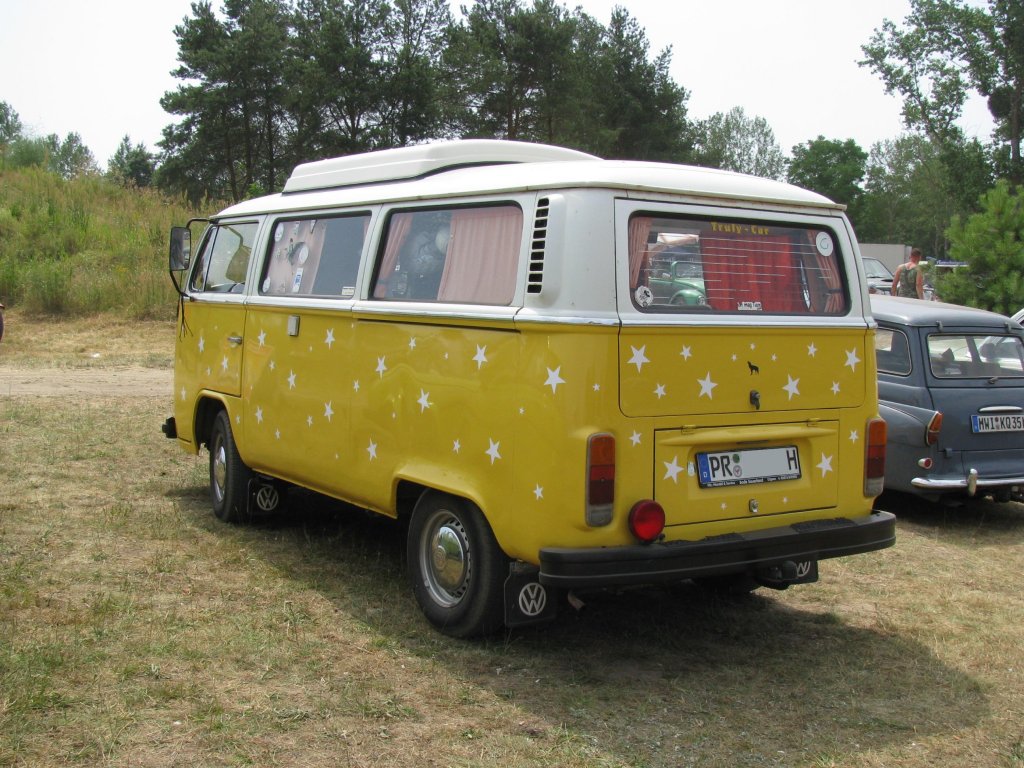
[628,215,847,315]
[261,214,370,297]
[372,204,523,304]
[189,222,258,294]
[875,327,912,375]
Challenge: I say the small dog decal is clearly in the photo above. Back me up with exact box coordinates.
[748,361,760,375]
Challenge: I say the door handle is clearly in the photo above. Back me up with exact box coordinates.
[227,335,243,346]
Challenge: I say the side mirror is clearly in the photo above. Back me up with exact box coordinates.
[170,226,191,272]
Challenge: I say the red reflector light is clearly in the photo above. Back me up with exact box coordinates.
[629,500,665,544]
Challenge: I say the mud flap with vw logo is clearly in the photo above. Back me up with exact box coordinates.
[504,562,558,628]
[755,559,818,590]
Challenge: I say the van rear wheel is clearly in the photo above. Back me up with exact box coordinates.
[209,410,251,523]
[407,491,507,637]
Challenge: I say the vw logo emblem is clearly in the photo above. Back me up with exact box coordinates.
[518,583,547,616]
[795,561,813,578]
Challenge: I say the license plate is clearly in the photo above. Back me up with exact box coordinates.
[697,446,801,488]
[971,414,1024,433]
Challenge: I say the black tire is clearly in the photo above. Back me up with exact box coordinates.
[407,491,508,638]
[208,410,251,523]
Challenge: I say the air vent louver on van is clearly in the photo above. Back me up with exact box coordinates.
[527,198,550,294]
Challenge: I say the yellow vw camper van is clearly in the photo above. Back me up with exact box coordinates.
[164,140,894,636]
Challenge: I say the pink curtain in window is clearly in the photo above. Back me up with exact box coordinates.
[629,217,653,287]
[373,213,412,298]
[437,207,523,304]
[701,235,802,312]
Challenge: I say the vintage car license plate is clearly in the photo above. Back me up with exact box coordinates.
[971,414,1024,433]
[697,446,801,488]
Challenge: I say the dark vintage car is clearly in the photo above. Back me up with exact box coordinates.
[872,295,1024,502]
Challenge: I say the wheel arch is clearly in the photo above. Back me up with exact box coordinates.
[192,393,232,449]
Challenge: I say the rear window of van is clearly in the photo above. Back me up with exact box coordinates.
[629,214,848,315]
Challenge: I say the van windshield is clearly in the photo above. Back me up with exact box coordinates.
[629,214,848,315]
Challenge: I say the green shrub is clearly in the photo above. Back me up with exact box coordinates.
[0,167,219,318]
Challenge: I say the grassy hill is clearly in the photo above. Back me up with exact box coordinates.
[0,168,214,319]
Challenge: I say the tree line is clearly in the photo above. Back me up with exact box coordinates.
[3,0,1024,311]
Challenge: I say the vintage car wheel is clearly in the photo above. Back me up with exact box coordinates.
[209,410,251,523]
[407,491,507,637]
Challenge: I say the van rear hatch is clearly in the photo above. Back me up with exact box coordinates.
[620,327,867,523]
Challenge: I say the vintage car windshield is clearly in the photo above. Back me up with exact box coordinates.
[629,214,847,314]
[928,333,1024,378]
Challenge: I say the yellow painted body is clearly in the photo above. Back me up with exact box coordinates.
[174,301,878,565]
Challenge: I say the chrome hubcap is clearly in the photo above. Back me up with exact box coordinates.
[421,510,471,607]
[212,437,227,504]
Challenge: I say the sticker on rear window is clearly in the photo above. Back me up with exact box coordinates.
[815,232,834,257]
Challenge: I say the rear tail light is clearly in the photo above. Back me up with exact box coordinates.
[585,433,615,526]
[865,417,887,497]
[629,500,665,544]
[925,411,943,445]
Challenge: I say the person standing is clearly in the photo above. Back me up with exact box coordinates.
[892,247,924,299]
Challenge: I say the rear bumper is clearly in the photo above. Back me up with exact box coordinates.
[539,512,896,589]
[912,468,1024,495]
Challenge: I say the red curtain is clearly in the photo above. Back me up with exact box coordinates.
[700,234,802,312]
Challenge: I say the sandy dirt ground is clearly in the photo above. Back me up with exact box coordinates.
[0,365,173,398]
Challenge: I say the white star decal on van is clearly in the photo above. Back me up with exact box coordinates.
[845,348,861,371]
[473,345,488,369]
[307,415,313,427]
[198,335,205,353]
[353,380,360,392]
[367,439,377,460]
[697,372,717,399]
[376,356,387,377]
[408,337,417,350]
[325,328,335,348]
[221,356,229,372]
[534,484,544,500]
[630,431,642,446]
[629,345,650,372]
[453,439,461,453]
[417,389,432,412]
[324,401,333,422]
[783,375,800,400]
[486,439,502,464]
[849,430,859,443]
[257,330,266,347]
[680,345,692,361]
[545,367,565,393]
[831,381,840,395]
[180,387,187,401]
[817,453,834,476]
[287,371,297,389]
[807,342,817,357]
[255,407,264,424]
[653,383,666,399]
[663,456,683,483]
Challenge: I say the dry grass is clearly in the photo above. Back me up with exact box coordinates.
[2,315,1024,767]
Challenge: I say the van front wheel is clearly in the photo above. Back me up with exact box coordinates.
[407,492,507,637]
[209,410,251,523]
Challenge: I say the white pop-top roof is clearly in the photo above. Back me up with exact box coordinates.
[283,139,599,193]
[219,140,842,218]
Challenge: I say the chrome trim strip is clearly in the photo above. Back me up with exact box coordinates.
[978,405,1024,413]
